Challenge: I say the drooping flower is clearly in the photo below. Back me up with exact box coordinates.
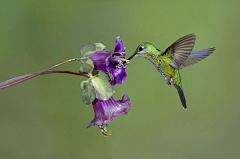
[90,37,128,86]
[86,94,132,137]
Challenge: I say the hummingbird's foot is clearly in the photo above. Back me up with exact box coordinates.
[99,125,114,137]
[164,77,171,85]
[170,78,175,85]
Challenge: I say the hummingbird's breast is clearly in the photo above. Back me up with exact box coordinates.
[143,51,181,86]
[144,54,171,80]
[157,57,173,78]
[157,56,181,86]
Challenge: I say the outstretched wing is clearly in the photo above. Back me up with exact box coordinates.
[179,48,215,69]
[162,34,196,69]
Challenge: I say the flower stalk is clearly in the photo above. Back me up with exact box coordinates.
[0,59,91,90]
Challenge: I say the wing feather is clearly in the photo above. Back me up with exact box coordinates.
[162,34,196,69]
[179,48,215,69]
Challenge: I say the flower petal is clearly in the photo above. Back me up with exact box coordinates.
[90,51,112,72]
[114,36,126,53]
[110,67,127,86]
[86,94,132,128]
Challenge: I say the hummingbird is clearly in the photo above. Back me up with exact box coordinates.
[128,34,215,110]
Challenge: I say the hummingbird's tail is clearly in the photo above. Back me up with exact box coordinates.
[174,84,187,110]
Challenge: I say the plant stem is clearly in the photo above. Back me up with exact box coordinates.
[0,59,91,90]
[41,70,91,77]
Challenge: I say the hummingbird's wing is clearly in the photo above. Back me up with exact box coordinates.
[162,34,196,69]
[179,48,215,69]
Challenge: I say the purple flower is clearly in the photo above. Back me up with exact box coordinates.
[86,94,132,137]
[82,37,131,137]
[90,37,128,86]
[86,94,132,128]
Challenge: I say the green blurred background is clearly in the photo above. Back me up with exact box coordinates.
[0,0,240,158]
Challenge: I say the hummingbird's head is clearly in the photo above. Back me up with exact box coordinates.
[128,42,158,60]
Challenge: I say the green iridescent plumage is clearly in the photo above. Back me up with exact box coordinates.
[128,34,215,110]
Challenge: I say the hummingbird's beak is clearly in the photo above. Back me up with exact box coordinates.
[127,54,135,60]
[127,51,138,60]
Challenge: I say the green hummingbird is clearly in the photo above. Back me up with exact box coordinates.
[128,34,215,110]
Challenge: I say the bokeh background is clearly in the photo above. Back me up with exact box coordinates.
[0,0,240,158]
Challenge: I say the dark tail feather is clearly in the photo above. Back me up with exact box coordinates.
[174,84,187,110]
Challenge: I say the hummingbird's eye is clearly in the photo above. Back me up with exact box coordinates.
[139,46,144,51]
